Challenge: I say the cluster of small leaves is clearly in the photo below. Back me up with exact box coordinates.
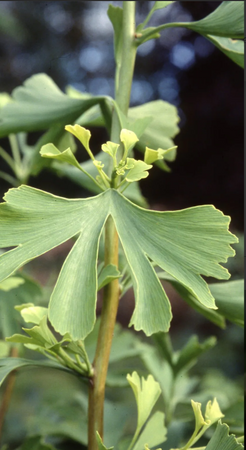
[6,303,93,378]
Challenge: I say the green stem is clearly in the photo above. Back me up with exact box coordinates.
[9,134,22,173]
[88,3,137,448]
[0,147,16,173]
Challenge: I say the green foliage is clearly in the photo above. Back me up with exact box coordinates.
[0,185,237,340]
[0,1,243,449]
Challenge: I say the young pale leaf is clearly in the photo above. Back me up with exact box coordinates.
[0,73,111,137]
[20,305,48,325]
[205,421,244,450]
[96,432,114,450]
[0,276,24,291]
[191,399,207,431]
[0,274,42,338]
[0,186,237,339]
[132,411,167,450]
[125,159,152,182]
[101,142,119,160]
[65,124,94,159]
[144,146,177,165]
[127,371,161,432]
[205,398,225,425]
[120,129,139,157]
[40,143,82,171]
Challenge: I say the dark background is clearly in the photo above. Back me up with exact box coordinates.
[0,1,244,230]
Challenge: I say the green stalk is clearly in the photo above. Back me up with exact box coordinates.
[88,2,137,449]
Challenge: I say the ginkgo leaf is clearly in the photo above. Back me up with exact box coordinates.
[0,276,24,291]
[120,129,139,158]
[101,142,119,160]
[96,432,114,450]
[191,399,208,431]
[205,421,244,450]
[132,411,167,450]
[0,186,237,339]
[0,74,111,137]
[125,159,153,182]
[40,143,82,171]
[205,398,225,425]
[127,371,161,433]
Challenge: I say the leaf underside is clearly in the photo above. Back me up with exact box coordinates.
[0,186,237,340]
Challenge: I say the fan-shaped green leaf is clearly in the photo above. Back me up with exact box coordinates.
[209,279,244,327]
[0,186,237,339]
[205,420,244,450]
[132,411,167,450]
[127,371,162,448]
[0,73,111,137]
[206,35,244,68]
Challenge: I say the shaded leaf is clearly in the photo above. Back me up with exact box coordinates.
[183,1,244,39]
[0,357,73,386]
[205,420,244,450]
[98,264,121,290]
[128,100,180,168]
[158,271,226,328]
[0,273,42,338]
[209,279,244,327]
[107,5,123,68]
[17,435,57,450]
[206,35,244,68]
[174,335,217,375]
[0,186,237,339]
[153,1,175,10]
[0,73,111,137]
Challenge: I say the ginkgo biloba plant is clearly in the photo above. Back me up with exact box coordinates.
[0,2,244,450]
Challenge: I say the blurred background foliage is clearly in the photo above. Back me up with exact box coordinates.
[0,2,244,449]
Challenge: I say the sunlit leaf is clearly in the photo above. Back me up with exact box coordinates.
[101,142,120,160]
[96,432,114,450]
[0,276,24,292]
[205,420,244,450]
[19,305,48,325]
[0,186,237,339]
[205,398,225,425]
[132,411,167,450]
[191,399,207,430]
[127,371,161,432]
[40,143,82,171]
[125,159,152,182]
[153,1,175,10]
[120,129,139,158]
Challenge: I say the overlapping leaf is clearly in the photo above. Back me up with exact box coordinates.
[0,73,111,137]
[205,421,244,450]
[0,186,237,339]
